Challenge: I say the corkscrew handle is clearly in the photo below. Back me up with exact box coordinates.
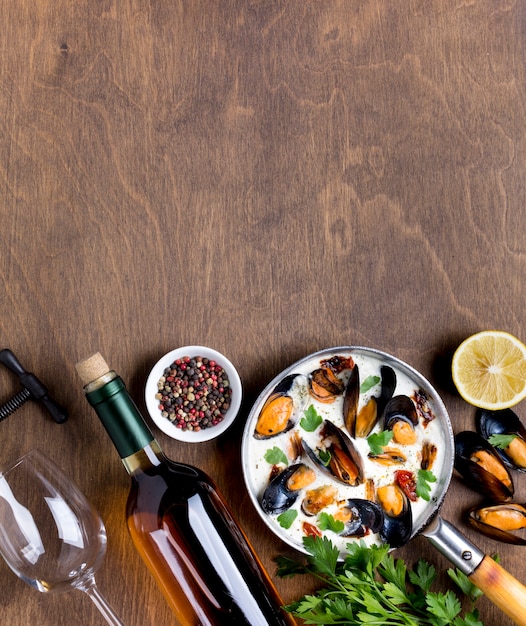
[0,349,68,424]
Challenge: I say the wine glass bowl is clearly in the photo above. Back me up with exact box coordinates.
[0,449,123,624]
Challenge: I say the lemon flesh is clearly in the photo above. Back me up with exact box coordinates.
[452,331,526,410]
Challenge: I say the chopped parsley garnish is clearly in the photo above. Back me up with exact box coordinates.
[300,405,323,432]
[367,430,393,455]
[488,433,517,449]
[264,446,288,466]
[277,509,297,529]
[360,375,381,393]
[416,468,437,501]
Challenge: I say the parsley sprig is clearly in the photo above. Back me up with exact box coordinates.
[301,405,323,432]
[416,469,437,502]
[275,535,484,625]
[488,433,516,449]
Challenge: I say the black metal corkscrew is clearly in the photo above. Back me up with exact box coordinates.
[0,349,68,424]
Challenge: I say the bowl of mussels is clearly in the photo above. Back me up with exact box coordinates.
[241,346,453,556]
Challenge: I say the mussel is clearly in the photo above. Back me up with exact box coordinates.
[302,420,364,486]
[342,364,360,436]
[455,431,514,502]
[368,448,407,465]
[383,395,419,446]
[468,503,526,545]
[421,441,437,471]
[261,463,316,514]
[335,499,384,537]
[345,365,396,438]
[301,484,338,516]
[308,367,344,403]
[377,484,413,548]
[477,408,526,472]
[254,374,303,439]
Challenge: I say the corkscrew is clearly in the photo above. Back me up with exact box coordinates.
[0,349,68,424]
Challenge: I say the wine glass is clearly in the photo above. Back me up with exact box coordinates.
[0,449,124,625]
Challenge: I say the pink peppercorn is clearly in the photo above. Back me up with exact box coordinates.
[156,355,231,432]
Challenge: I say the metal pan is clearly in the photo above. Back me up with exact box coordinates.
[241,346,526,625]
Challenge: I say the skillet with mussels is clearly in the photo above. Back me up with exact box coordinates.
[242,348,450,555]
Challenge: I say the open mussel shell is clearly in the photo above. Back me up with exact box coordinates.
[468,503,526,545]
[253,373,304,440]
[377,484,413,548]
[308,367,344,403]
[477,408,526,472]
[455,431,514,502]
[302,419,364,486]
[345,364,397,438]
[260,462,315,514]
[383,395,419,446]
[338,499,384,537]
[342,363,360,436]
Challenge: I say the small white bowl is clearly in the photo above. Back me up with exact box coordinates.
[145,346,242,442]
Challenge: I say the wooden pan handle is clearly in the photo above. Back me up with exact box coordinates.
[468,556,526,626]
[424,516,526,625]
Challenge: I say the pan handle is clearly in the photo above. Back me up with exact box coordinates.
[423,516,526,626]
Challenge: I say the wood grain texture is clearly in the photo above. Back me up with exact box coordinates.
[1,1,525,624]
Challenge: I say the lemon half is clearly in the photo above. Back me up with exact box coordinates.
[452,330,526,410]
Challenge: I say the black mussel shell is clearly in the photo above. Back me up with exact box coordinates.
[273,373,302,395]
[343,364,360,437]
[302,420,364,486]
[377,365,397,417]
[477,408,526,472]
[455,431,514,502]
[383,395,418,445]
[468,503,526,545]
[378,487,413,549]
[339,499,384,537]
[384,395,418,430]
[261,463,312,514]
[347,365,397,439]
[253,374,304,440]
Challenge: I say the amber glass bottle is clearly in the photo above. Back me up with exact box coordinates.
[76,353,295,626]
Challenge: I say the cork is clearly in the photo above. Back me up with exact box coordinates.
[76,352,111,386]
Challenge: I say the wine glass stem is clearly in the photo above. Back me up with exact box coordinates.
[80,577,125,625]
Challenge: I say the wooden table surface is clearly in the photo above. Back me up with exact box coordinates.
[2,1,526,624]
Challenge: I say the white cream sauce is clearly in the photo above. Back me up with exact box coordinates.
[243,349,451,555]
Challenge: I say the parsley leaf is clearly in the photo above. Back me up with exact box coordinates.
[276,535,485,626]
[426,589,462,622]
[303,534,339,578]
[277,509,298,529]
[300,405,323,432]
[274,554,307,578]
[448,566,485,602]
[416,468,437,501]
[367,430,393,455]
[264,446,288,466]
[378,553,407,590]
[456,608,484,626]
[488,433,516,449]
[318,448,332,466]
[409,559,436,593]
[360,375,381,394]
[318,512,345,534]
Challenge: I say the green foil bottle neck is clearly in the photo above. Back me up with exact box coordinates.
[85,376,155,460]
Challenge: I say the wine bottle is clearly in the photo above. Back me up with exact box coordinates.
[76,353,296,626]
